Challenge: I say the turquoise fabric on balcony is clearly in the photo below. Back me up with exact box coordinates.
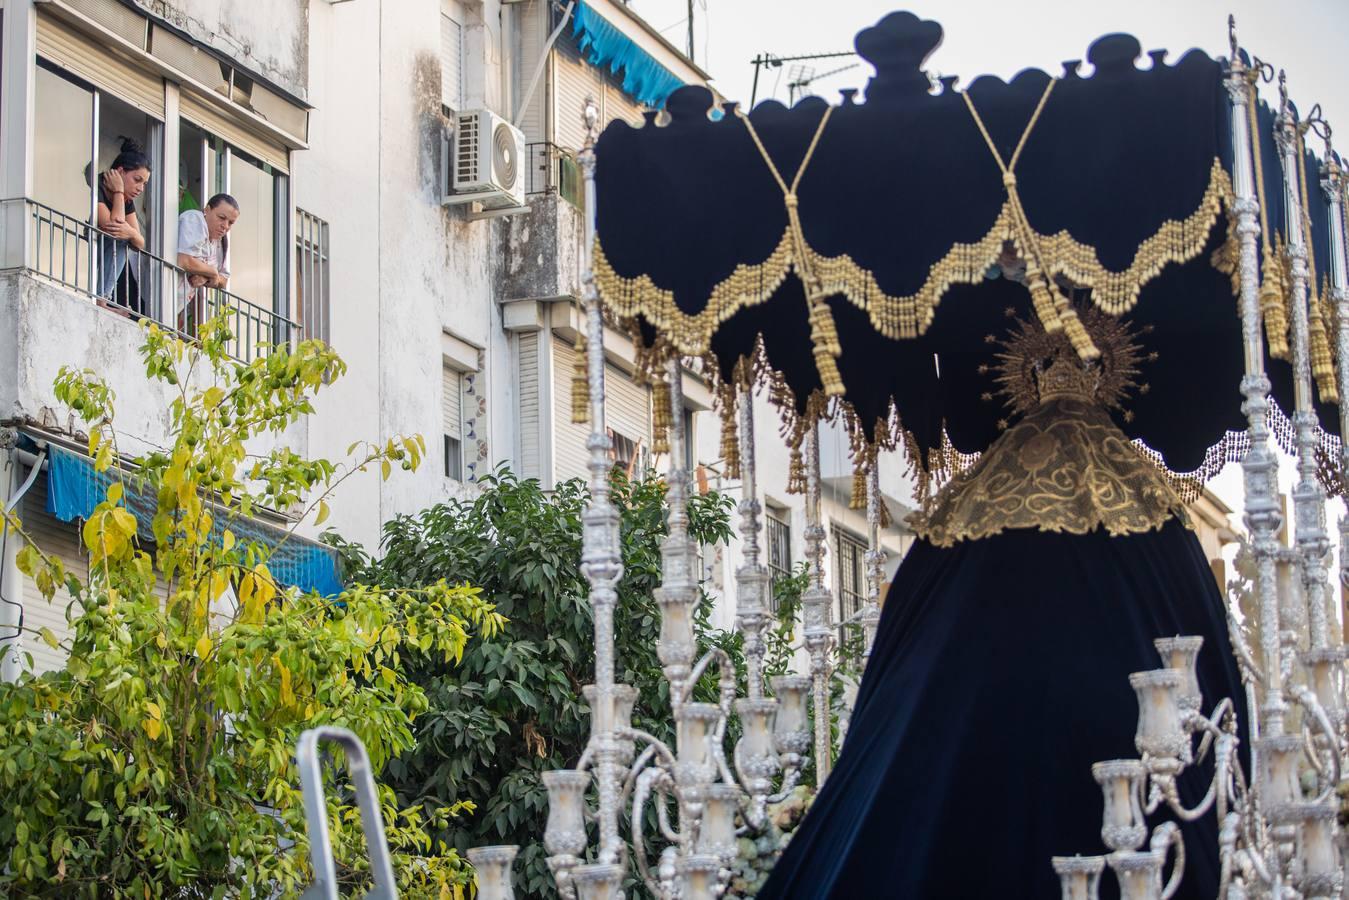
[44,444,343,597]
[573,2,685,109]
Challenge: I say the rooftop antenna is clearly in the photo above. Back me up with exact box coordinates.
[750,49,857,108]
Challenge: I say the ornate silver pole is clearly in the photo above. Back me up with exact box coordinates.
[1274,71,1333,654]
[576,98,625,869]
[861,457,885,665]
[1322,144,1349,634]
[1225,32,1287,739]
[800,424,835,784]
[657,358,699,711]
[735,386,771,700]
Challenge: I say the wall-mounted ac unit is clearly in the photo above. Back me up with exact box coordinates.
[445,109,526,209]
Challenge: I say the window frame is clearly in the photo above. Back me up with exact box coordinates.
[765,506,792,609]
[833,526,867,644]
[295,208,330,346]
[443,364,465,482]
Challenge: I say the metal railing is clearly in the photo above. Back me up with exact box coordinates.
[525,141,584,208]
[17,198,298,363]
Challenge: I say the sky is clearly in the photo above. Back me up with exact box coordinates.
[624,0,1349,529]
[629,0,1349,134]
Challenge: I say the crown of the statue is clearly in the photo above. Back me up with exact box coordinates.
[1035,350,1098,404]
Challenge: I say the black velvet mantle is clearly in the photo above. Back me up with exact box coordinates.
[759,520,1248,899]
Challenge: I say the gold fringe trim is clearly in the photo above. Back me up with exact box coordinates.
[593,160,1233,356]
[717,385,740,480]
[1261,241,1291,360]
[786,447,806,495]
[571,335,590,424]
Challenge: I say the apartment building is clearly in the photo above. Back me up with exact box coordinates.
[0,0,916,676]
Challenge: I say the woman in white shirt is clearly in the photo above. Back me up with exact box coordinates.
[176,193,240,333]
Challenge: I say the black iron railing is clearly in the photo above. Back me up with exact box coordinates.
[525,142,584,208]
[19,198,298,363]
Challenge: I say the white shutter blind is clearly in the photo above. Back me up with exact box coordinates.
[604,80,644,128]
[553,41,604,152]
[37,12,165,118]
[515,0,547,144]
[443,365,463,441]
[181,92,290,173]
[440,9,465,109]
[605,362,651,447]
[518,332,541,478]
[19,476,86,675]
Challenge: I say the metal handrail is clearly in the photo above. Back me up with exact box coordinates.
[296,727,399,900]
[10,197,299,363]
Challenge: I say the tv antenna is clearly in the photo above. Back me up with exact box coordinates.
[750,50,857,108]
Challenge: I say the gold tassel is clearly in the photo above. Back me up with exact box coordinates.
[849,462,867,510]
[571,335,590,424]
[1310,277,1338,404]
[719,408,740,480]
[1261,247,1291,362]
[652,377,672,456]
[879,496,892,529]
[807,299,845,396]
[786,446,806,495]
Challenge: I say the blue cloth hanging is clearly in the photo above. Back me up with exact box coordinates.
[572,2,685,109]
[44,444,343,597]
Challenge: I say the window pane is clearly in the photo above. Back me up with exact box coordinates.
[97,92,155,245]
[34,65,93,219]
[177,119,220,215]
[226,151,274,307]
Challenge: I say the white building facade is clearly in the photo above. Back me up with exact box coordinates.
[0,0,915,676]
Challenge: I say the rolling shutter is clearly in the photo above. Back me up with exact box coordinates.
[515,0,547,144]
[181,92,290,173]
[604,79,644,128]
[443,365,463,442]
[518,332,541,479]
[19,474,86,675]
[553,39,604,152]
[441,5,465,109]
[552,336,652,483]
[37,11,164,118]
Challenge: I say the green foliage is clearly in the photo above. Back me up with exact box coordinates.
[336,469,802,897]
[0,317,500,897]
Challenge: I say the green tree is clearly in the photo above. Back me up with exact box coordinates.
[0,318,503,897]
[335,469,805,896]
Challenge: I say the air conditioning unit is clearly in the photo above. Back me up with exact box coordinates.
[445,109,526,209]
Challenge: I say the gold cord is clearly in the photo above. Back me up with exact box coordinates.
[738,106,847,395]
[962,80,1100,362]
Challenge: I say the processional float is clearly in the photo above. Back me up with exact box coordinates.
[447,9,1349,899]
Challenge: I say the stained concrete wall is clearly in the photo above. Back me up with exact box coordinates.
[135,0,309,99]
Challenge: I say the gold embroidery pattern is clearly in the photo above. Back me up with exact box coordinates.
[910,397,1190,547]
[592,159,1233,357]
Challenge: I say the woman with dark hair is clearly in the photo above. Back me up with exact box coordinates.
[176,193,239,333]
[95,138,151,307]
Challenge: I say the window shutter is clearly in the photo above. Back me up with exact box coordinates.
[515,0,547,144]
[552,39,605,152]
[518,332,541,478]
[443,365,463,441]
[440,10,465,109]
[181,92,290,173]
[37,11,165,119]
[19,475,87,675]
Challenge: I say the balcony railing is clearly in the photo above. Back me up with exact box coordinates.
[525,142,584,208]
[14,198,298,363]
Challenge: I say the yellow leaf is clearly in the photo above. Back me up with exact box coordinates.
[274,654,295,707]
[110,507,138,539]
[107,481,124,505]
[94,442,112,473]
[203,386,225,409]
[314,501,330,527]
[87,429,101,456]
[195,633,212,660]
[141,717,163,741]
[155,633,167,649]
[381,459,392,481]
[222,530,236,553]
[210,570,229,602]
[39,626,59,649]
